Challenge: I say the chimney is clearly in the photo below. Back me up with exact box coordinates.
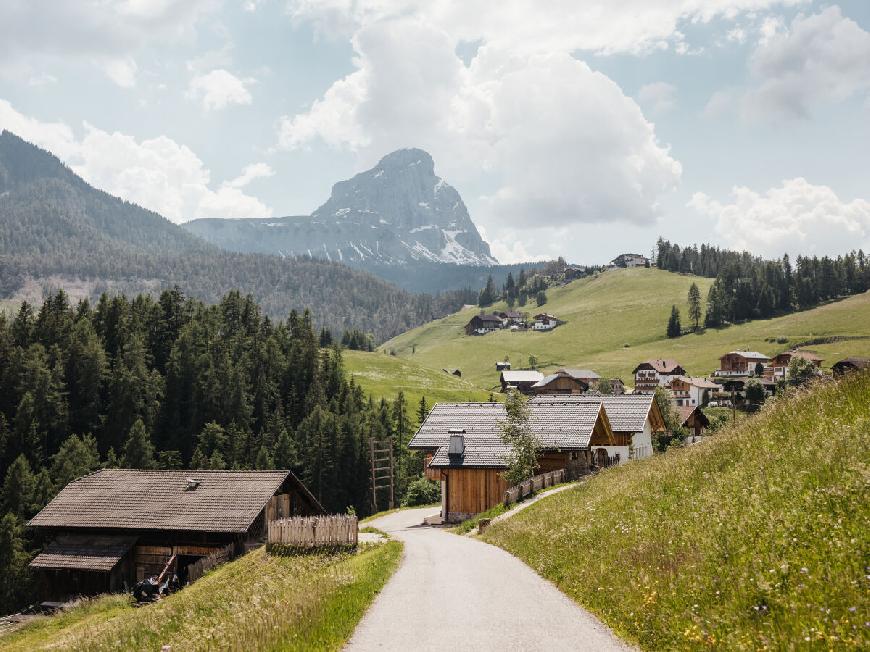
[447,429,465,457]
[186,478,202,491]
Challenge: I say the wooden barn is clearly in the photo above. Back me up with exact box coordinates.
[27,469,323,602]
[408,400,613,522]
[530,370,589,395]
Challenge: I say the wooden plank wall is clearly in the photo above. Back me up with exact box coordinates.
[536,451,571,473]
[133,544,221,581]
[446,469,507,516]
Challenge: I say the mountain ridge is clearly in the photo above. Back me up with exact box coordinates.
[0,130,473,341]
[184,148,498,268]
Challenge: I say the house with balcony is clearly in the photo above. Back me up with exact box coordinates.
[632,359,686,393]
[715,351,770,378]
[668,376,723,407]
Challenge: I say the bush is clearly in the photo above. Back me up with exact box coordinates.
[401,477,440,506]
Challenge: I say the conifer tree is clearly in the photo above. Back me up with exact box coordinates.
[121,419,156,469]
[666,305,682,338]
[1,455,36,518]
[50,434,100,488]
[688,282,702,331]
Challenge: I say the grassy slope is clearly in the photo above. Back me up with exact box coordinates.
[343,349,491,408]
[483,374,870,650]
[382,268,870,390]
[1,543,402,652]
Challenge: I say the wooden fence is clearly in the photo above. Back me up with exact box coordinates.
[187,543,234,583]
[267,515,358,549]
[504,469,565,507]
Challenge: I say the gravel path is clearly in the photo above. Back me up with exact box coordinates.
[345,506,632,651]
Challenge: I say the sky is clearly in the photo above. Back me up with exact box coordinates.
[1,0,869,265]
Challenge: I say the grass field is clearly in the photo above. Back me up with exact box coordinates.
[343,349,492,408]
[0,543,402,652]
[381,268,870,390]
[482,373,870,650]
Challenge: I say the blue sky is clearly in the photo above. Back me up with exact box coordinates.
[1,1,868,264]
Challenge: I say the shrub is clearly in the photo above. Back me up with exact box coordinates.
[402,476,440,506]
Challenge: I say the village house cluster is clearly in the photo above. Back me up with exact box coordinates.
[410,394,664,522]
[465,311,562,336]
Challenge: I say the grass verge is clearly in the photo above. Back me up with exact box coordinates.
[360,502,439,525]
[1,542,402,652]
[483,374,870,650]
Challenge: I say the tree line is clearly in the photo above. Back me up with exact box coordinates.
[0,288,433,613]
[657,238,870,328]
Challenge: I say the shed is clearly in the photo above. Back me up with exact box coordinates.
[28,469,323,601]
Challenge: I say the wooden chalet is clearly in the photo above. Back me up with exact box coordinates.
[500,370,544,394]
[530,394,666,462]
[530,370,589,395]
[557,368,601,387]
[465,313,503,335]
[767,350,823,379]
[832,357,870,376]
[632,359,685,393]
[716,351,770,377]
[678,405,710,438]
[27,469,323,601]
[409,400,613,522]
[668,376,722,407]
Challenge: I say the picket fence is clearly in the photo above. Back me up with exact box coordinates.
[267,515,358,549]
[503,468,565,507]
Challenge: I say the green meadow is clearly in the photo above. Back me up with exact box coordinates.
[381,268,870,390]
[483,373,870,650]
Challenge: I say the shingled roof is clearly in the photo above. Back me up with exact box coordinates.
[633,359,683,374]
[28,469,320,534]
[529,394,665,433]
[30,534,137,572]
[412,400,609,468]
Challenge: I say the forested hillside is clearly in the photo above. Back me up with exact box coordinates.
[0,288,427,613]
[656,238,870,325]
[0,131,472,342]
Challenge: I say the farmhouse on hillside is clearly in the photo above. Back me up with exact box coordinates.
[409,400,613,522]
[557,368,601,387]
[715,351,770,377]
[632,359,686,393]
[832,356,870,376]
[766,350,823,380]
[610,253,649,268]
[465,313,503,335]
[530,370,589,395]
[500,369,544,394]
[668,376,723,407]
[27,469,323,602]
[530,394,665,462]
[532,313,560,331]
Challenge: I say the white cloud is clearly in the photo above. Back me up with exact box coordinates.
[0,98,271,222]
[689,178,870,258]
[27,73,59,87]
[187,69,253,111]
[278,18,681,235]
[638,82,677,114]
[744,6,870,119]
[0,1,214,60]
[102,58,138,88]
[227,162,275,188]
[287,0,803,55]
